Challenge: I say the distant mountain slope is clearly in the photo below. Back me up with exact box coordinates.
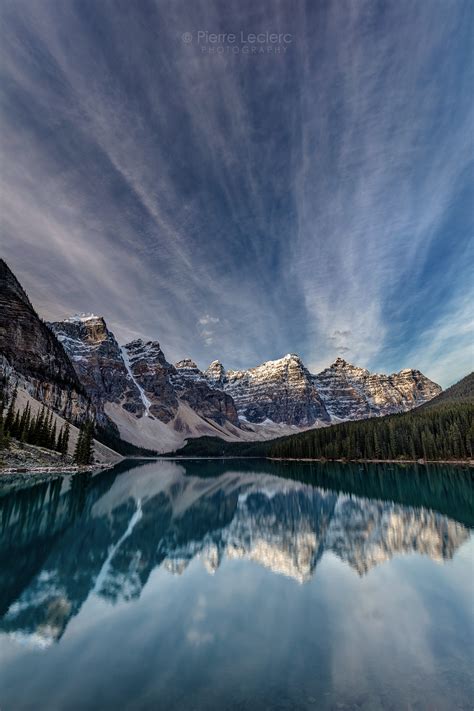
[419,372,474,408]
[0,262,154,457]
[311,357,441,420]
[174,373,473,461]
[205,354,330,425]
[267,373,473,460]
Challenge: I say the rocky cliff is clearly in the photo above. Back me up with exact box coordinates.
[48,320,242,450]
[171,359,239,426]
[49,315,146,417]
[0,260,93,423]
[49,313,441,449]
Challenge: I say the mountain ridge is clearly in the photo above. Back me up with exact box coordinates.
[49,311,441,450]
[0,261,443,453]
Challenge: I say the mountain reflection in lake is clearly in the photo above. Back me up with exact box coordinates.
[0,460,473,711]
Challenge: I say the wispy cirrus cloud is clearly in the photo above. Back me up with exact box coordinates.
[198,314,220,345]
[0,0,472,386]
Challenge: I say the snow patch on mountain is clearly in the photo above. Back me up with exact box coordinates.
[120,345,152,417]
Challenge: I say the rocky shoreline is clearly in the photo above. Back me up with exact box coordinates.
[0,437,121,493]
[0,461,118,494]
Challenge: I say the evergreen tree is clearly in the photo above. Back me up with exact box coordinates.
[32,406,45,446]
[61,422,70,456]
[73,427,83,464]
[11,409,21,439]
[81,422,93,465]
[56,427,63,454]
[4,388,17,434]
[50,420,57,451]
[268,403,473,462]
[45,410,54,449]
[19,403,31,442]
[0,389,9,450]
[74,421,93,465]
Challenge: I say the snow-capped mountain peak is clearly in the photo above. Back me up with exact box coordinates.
[63,313,102,324]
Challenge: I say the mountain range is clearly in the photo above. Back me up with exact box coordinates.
[0,260,442,453]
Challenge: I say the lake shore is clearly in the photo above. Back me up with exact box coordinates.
[269,457,473,466]
[0,461,118,495]
[164,455,473,466]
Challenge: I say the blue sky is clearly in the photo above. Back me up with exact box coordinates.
[0,0,472,386]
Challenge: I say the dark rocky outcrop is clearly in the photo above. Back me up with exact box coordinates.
[0,260,93,422]
[171,359,239,427]
[49,316,145,417]
[124,340,178,422]
[48,320,240,430]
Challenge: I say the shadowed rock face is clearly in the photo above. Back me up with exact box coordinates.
[0,260,93,422]
[124,340,178,422]
[171,359,239,426]
[48,320,240,429]
[49,316,145,418]
[204,355,441,426]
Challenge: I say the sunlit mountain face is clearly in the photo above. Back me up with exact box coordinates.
[1,461,471,647]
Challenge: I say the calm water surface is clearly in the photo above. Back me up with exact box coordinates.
[0,460,473,711]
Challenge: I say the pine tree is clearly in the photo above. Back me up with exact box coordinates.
[56,427,63,454]
[61,422,70,456]
[0,379,5,416]
[19,403,31,442]
[11,410,21,439]
[74,421,94,465]
[4,388,17,434]
[50,420,57,451]
[45,410,54,449]
[81,422,93,465]
[0,408,9,449]
[73,427,84,464]
[32,406,45,446]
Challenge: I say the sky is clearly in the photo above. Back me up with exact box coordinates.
[0,0,472,387]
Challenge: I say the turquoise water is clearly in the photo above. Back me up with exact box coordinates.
[0,460,473,710]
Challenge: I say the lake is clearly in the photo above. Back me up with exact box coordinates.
[0,460,473,710]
